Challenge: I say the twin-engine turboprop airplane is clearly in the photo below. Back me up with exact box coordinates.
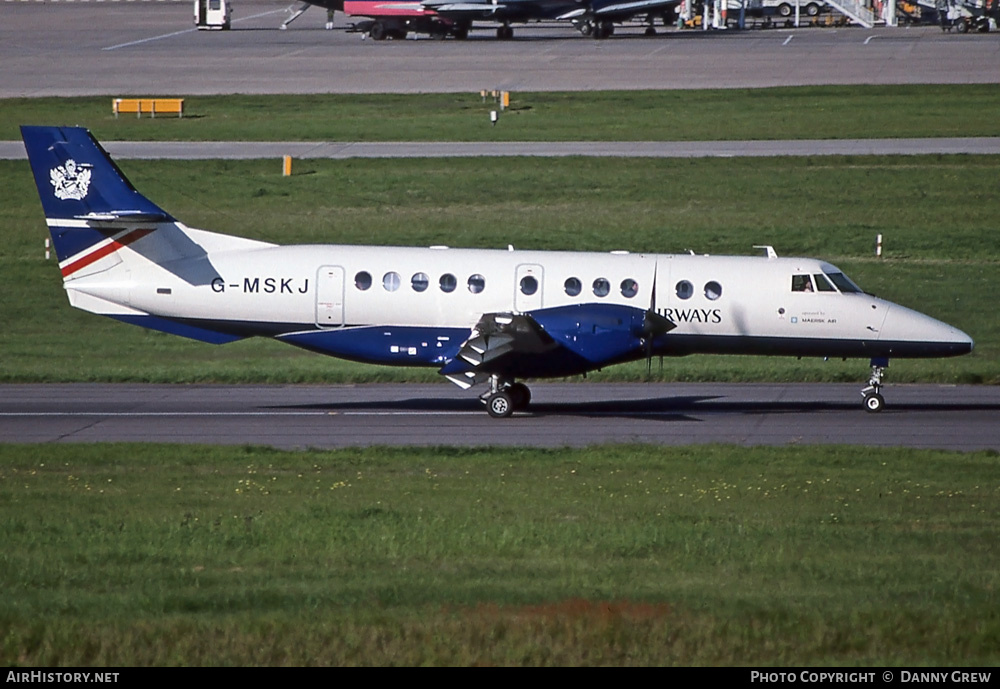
[22,126,973,417]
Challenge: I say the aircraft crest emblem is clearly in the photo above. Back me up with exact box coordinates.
[50,159,92,201]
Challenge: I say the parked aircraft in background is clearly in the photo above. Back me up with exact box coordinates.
[282,0,680,38]
[22,126,973,417]
[417,0,683,39]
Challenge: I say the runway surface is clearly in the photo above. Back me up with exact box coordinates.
[4,138,1000,160]
[2,383,998,451]
[1,0,997,96]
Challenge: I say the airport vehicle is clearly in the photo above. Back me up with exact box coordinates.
[940,0,998,32]
[22,126,973,417]
[194,0,232,29]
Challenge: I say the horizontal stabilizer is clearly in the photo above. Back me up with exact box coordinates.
[75,211,172,224]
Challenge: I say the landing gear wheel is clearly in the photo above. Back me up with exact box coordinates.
[508,383,531,411]
[486,391,515,418]
[861,359,889,414]
[864,392,885,413]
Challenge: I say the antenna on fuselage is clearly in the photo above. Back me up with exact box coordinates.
[754,245,778,259]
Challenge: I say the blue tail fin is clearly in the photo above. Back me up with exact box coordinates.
[20,126,173,262]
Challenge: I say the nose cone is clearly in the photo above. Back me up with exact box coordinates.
[879,304,974,358]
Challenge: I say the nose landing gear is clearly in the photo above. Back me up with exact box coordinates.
[861,358,888,413]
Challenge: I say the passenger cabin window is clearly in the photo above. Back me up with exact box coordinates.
[564,277,582,297]
[355,271,372,291]
[813,274,836,292]
[620,279,638,298]
[792,275,814,292]
[705,281,722,301]
[468,274,486,294]
[593,278,610,298]
[439,273,457,293]
[520,276,538,296]
[676,280,693,300]
[411,272,429,292]
[383,272,400,292]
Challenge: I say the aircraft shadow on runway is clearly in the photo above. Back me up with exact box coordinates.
[267,394,1000,421]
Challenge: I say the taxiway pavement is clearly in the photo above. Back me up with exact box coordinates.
[2,383,997,451]
[1,0,997,96]
[4,138,1000,160]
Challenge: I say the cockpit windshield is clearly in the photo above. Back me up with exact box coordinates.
[825,272,863,294]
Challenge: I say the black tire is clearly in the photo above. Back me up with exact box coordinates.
[778,3,792,17]
[370,21,387,40]
[508,383,531,411]
[956,17,969,33]
[644,25,657,36]
[805,3,820,16]
[594,21,613,38]
[864,393,885,413]
[486,392,515,418]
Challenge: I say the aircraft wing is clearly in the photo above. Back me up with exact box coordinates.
[426,2,501,11]
[439,304,675,388]
[592,0,678,14]
[370,2,433,8]
[557,0,679,20]
[421,0,583,20]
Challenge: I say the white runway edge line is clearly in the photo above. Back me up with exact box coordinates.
[0,411,485,417]
[103,9,285,51]
[0,412,334,417]
[0,410,694,417]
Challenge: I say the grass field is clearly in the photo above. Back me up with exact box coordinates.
[2,443,998,666]
[2,85,999,143]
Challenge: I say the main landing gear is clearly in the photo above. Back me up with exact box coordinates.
[482,375,531,418]
[861,358,888,413]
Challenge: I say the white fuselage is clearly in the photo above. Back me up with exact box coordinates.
[65,225,972,363]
